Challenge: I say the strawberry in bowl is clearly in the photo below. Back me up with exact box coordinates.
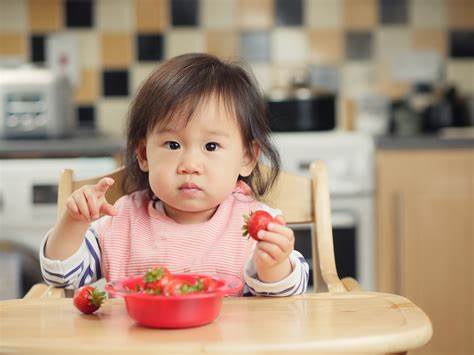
[105,266,242,328]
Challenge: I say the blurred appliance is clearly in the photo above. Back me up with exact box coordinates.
[0,66,74,139]
[0,157,117,299]
[355,94,390,136]
[267,88,336,132]
[272,132,375,291]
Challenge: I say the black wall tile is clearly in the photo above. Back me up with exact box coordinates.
[276,0,302,26]
[345,31,373,60]
[137,34,164,61]
[379,0,408,25]
[30,35,46,63]
[171,0,198,26]
[450,31,474,58]
[66,0,93,28]
[102,70,129,97]
[77,105,95,128]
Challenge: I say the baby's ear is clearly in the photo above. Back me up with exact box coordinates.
[136,141,149,172]
[240,141,260,177]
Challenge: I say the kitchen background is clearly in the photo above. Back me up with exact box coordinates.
[0,0,473,134]
[0,1,473,354]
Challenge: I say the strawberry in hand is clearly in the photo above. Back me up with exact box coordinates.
[73,285,107,314]
[242,210,278,241]
[243,210,296,283]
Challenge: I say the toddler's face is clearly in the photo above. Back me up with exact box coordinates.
[137,95,257,223]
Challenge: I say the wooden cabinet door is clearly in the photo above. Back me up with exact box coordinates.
[377,149,473,355]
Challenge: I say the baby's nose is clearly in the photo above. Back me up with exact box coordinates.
[177,152,203,174]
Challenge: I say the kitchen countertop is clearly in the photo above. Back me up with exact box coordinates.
[0,131,124,158]
[376,132,474,150]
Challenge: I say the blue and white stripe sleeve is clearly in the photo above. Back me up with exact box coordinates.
[243,249,310,297]
[39,225,103,290]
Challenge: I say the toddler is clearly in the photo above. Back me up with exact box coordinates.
[40,53,309,296]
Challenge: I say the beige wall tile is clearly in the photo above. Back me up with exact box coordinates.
[272,29,309,63]
[375,61,411,99]
[306,0,342,28]
[97,0,134,31]
[341,62,376,97]
[206,30,237,59]
[343,0,377,30]
[446,0,474,29]
[238,0,273,29]
[166,30,205,58]
[202,0,236,28]
[271,64,308,88]
[75,69,99,104]
[447,61,474,94]
[376,28,412,61]
[101,33,133,68]
[97,99,130,137]
[28,0,62,32]
[250,63,272,93]
[413,29,447,58]
[411,0,446,28]
[77,31,99,68]
[135,0,168,32]
[0,0,27,31]
[131,63,157,94]
[0,33,26,56]
[309,29,344,64]
[375,80,411,100]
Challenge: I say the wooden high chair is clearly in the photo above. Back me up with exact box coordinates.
[21,161,432,354]
[47,160,352,293]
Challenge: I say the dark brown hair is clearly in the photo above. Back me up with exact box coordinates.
[124,53,280,198]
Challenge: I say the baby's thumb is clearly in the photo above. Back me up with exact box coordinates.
[100,202,118,216]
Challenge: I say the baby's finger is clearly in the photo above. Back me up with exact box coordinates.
[275,215,286,225]
[66,198,79,215]
[258,231,293,253]
[84,189,100,219]
[72,192,91,220]
[255,249,278,267]
[94,177,114,195]
[266,223,294,241]
[257,241,285,262]
[100,202,118,216]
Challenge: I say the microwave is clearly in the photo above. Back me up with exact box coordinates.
[0,67,75,139]
[267,89,336,132]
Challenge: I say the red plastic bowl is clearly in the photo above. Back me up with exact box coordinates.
[105,274,242,329]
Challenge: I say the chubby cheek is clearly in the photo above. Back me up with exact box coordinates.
[209,169,240,198]
[148,170,172,198]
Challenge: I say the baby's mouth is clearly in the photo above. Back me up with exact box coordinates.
[179,182,201,190]
[179,182,202,194]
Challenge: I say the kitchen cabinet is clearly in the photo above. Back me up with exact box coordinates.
[376,148,473,355]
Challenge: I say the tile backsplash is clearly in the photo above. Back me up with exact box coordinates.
[0,0,473,136]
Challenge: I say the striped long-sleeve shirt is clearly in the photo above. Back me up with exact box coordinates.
[40,188,309,296]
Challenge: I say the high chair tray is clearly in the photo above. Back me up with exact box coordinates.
[0,292,432,354]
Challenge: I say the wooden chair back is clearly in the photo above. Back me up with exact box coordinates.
[57,161,347,293]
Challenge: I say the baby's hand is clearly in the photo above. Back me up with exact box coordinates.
[253,215,295,270]
[65,177,118,222]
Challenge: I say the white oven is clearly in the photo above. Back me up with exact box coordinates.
[0,157,117,299]
[271,132,375,291]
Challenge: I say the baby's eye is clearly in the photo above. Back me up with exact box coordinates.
[165,141,180,150]
[205,142,219,151]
